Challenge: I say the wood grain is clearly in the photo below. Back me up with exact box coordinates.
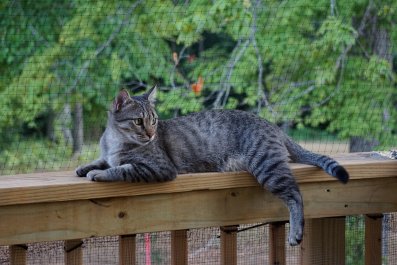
[269,222,286,265]
[0,153,396,246]
[171,230,188,265]
[64,239,83,265]
[1,177,397,246]
[301,217,345,265]
[365,214,383,265]
[0,153,396,206]
[119,234,136,265]
[220,225,238,265]
[10,245,27,265]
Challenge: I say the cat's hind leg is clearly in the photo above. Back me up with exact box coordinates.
[75,159,109,177]
[248,157,304,246]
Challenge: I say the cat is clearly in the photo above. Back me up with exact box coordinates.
[76,86,349,246]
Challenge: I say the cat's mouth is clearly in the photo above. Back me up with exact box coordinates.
[139,134,156,144]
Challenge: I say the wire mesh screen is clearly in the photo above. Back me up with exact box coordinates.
[237,224,269,264]
[83,237,119,265]
[0,217,397,264]
[384,213,397,265]
[189,228,220,264]
[1,0,396,175]
[0,247,9,265]
[1,0,397,265]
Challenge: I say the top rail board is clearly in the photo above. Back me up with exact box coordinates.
[0,152,396,206]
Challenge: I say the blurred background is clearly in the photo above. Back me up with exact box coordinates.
[0,0,396,174]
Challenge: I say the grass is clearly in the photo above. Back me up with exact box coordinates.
[0,139,100,175]
[0,128,344,175]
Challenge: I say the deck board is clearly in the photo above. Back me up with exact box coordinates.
[0,152,397,245]
[0,153,396,206]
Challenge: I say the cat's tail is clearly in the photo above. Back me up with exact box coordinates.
[283,136,349,183]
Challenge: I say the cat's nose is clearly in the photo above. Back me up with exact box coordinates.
[146,130,155,139]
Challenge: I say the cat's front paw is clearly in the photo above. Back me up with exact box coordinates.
[86,169,109,182]
[76,165,90,177]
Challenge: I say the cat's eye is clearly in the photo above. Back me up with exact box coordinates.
[152,118,157,125]
[133,118,143,125]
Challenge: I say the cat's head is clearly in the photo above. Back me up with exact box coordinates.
[108,85,158,145]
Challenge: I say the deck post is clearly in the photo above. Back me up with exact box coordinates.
[269,222,286,265]
[365,214,383,265]
[10,244,27,265]
[171,230,188,265]
[300,217,345,265]
[64,239,83,265]
[220,225,238,265]
[119,234,136,265]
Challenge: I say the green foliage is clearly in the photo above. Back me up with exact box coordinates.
[0,139,99,175]
[0,0,396,173]
[289,127,339,142]
[346,216,364,265]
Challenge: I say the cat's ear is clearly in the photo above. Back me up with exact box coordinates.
[113,89,130,112]
[145,85,157,106]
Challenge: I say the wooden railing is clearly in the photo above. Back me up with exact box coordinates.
[1,152,397,265]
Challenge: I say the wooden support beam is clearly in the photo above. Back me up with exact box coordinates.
[119,234,136,265]
[171,230,188,265]
[220,225,238,265]
[300,217,345,265]
[365,214,383,265]
[1,176,397,246]
[10,244,27,265]
[0,153,396,207]
[269,222,286,265]
[64,239,83,265]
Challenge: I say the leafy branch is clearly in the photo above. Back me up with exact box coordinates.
[66,0,144,94]
[335,1,374,70]
[251,0,274,116]
[213,38,250,109]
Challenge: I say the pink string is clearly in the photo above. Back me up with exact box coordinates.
[145,233,151,265]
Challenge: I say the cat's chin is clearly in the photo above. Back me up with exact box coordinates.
[140,139,151,144]
[131,138,154,146]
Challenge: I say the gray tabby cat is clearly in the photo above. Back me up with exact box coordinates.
[76,86,349,246]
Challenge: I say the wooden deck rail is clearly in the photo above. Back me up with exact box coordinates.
[0,152,397,264]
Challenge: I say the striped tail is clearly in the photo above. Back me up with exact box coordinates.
[283,136,349,183]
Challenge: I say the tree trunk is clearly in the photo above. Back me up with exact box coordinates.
[72,102,84,157]
[280,121,292,134]
[46,106,56,142]
[349,137,379,152]
[60,104,73,146]
[349,8,391,153]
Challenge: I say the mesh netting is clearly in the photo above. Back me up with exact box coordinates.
[1,0,396,175]
[188,228,220,264]
[1,0,397,264]
[1,216,397,264]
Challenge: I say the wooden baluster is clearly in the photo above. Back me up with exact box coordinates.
[64,239,83,265]
[119,234,136,265]
[171,229,188,265]
[269,222,286,265]
[300,217,345,265]
[220,225,238,265]
[365,214,383,265]
[10,244,27,265]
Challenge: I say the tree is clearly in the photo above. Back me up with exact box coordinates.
[0,0,396,165]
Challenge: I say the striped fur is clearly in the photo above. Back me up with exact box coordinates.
[76,87,349,246]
